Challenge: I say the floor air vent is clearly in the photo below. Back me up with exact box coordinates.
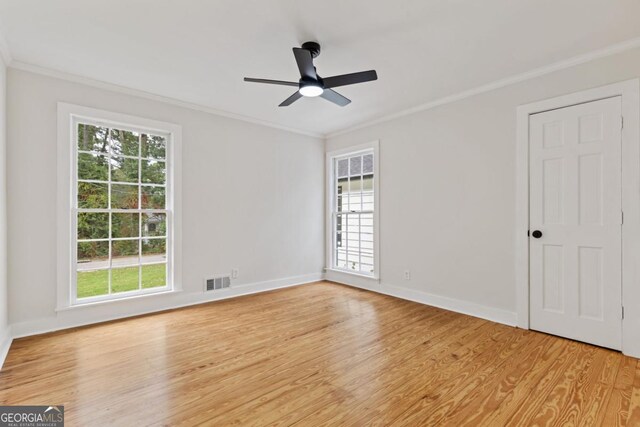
[205,275,231,291]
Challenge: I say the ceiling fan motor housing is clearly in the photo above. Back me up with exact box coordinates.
[301,41,321,58]
[300,76,324,89]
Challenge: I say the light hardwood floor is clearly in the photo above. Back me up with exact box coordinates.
[1,281,639,426]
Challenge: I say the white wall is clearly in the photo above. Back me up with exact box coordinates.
[326,47,640,323]
[0,56,9,361]
[7,46,640,339]
[7,69,324,335]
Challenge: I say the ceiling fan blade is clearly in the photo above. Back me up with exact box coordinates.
[293,48,316,80]
[322,70,378,89]
[320,89,351,107]
[244,77,299,87]
[279,91,303,107]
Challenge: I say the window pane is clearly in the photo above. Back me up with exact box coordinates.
[111,156,139,183]
[336,249,348,269]
[141,186,165,209]
[361,264,374,274]
[112,213,139,238]
[347,251,360,271]
[111,266,140,293]
[350,156,362,176]
[141,134,166,160]
[78,152,108,181]
[349,177,362,212]
[77,269,109,299]
[363,154,373,174]
[77,241,109,298]
[363,174,373,192]
[142,238,166,263]
[77,241,109,265]
[336,214,344,233]
[361,213,374,227]
[143,213,166,237]
[78,182,108,209]
[111,240,139,267]
[337,178,348,212]
[77,124,109,153]
[77,213,109,240]
[349,175,362,192]
[141,159,166,184]
[111,184,139,209]
[141,263,166,289]
[110,129,139,157]
[337,159,348,178]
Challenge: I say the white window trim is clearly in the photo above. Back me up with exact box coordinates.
[325,140,380,280]
[57,103,183,310]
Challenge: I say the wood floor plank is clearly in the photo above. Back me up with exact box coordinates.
[292,320,509,426]
[390,329,547,425]
[602,356,639,426]
[438,334,566,426]
[509,340,600,426]
[65,288,448,425]
[0,281,636,426]
[626,359,640,426]
[490,339,589,425]
[233,316,491,426]
[176,303,472,425]
[287,318,493,425]
[570,349,625,426]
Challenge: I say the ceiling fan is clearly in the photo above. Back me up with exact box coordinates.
[244,41,378,107]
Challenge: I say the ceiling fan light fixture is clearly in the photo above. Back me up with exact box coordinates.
[299,84,324,97]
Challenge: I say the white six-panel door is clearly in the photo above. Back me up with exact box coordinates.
[529,96,622,350]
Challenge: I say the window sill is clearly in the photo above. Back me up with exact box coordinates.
[324,268,380,282]
[56,288,182,312]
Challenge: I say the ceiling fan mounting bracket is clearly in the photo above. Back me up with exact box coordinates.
[301,41,321,58]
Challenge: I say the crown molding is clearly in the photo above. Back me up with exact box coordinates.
[9,61,323,139]
[327,36,640,138]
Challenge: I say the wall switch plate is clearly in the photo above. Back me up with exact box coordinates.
[404,270,411,280]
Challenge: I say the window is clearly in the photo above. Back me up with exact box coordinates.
[328,142,378,277]
[65,109,179,306]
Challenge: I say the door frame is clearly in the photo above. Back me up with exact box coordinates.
[515,79,640,358]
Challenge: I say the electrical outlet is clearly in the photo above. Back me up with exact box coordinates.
[231,269,239,279]
[404,270,411,280]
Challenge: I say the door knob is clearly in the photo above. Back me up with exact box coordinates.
[531,230,542,239]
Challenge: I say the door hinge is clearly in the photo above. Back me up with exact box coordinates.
[621,116,624,130]
[622,306,625,319]
[621,210,624,225]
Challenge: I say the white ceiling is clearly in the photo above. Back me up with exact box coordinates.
[1,0,639,136]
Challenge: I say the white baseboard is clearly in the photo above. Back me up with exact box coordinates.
[0,326,13,370]
[326,271,518,327]
[10,273,324,339]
